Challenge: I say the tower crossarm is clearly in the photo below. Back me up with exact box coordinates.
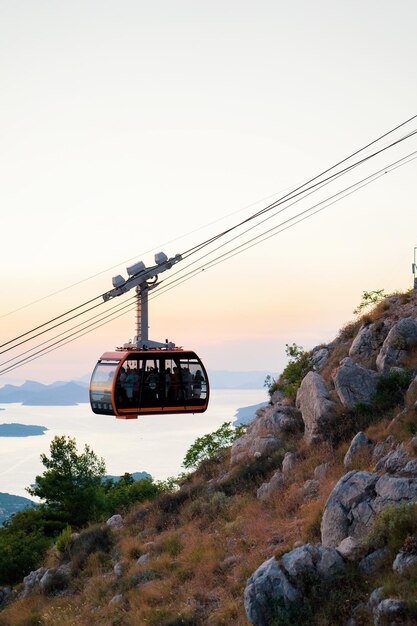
[103,252,182,302]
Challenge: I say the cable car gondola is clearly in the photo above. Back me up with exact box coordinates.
[90,348,209,418]
[89,252,210,419]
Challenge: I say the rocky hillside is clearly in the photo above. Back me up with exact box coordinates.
[1,290,417,625]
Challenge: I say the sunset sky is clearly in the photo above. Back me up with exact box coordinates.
[1,1,417,384]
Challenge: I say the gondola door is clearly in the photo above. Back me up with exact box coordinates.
[114,355,143,417]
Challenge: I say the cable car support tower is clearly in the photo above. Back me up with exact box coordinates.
[102,251,182,350]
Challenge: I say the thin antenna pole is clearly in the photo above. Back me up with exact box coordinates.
[413,247,417,290]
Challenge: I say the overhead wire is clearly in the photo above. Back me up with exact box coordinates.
[0,294,138,372]
[2,115,416,339]
[4,114,416,321]
[147,150,417,300]
[1,116,417,376]
[2,146,416,377]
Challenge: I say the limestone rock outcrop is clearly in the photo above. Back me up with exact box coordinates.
[348,320,391,361]
[376,317,417,372]
[295,372,337,443]
[230,402,302,466]
[244,544,345,626]
[343,431,374,469]
[321,468,417,547]
[332,358,379,409]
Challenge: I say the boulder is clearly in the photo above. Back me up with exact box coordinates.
[230,402,302,466]
[336,536,364,561]
[106,514,124,529]
[332,358,379,409]
[344,432,374,469]
[368,587,384,611]
[310,346,329,371]
[373,474,417,512]
[281,451,297,475]
[39,565,71,594]
[376,317,417,372]
[373,598,409,626]
[302,479,320,499]
[113,562,123,577]
[322,469,417,547]
[296,372,338,443]
[137,553,151,565]
[321,470,378,547]
[400,459,417,476]
[359,548,389,574]
[230,433,282,467]
[373,436,395,461]
[0,587,12,607]
[21,568,47,598]
[109,594,124,606]
[244,544,345,626]
[374,447,411,473]
[314,462,330,481]
[405,374,417,408]
[257,470,286,500]
[392,551,417,573]
[244,556,300,626]
[271,406,304,435]
[348,321,391,361]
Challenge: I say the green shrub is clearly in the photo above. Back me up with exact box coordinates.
[159,532,183,557]
[55,524,73,555]
[219,450,285,496]
[182,421,246,470]
[103,474,162,514]
[184,491,230,523]
[267,343,312,401]
[366,503,417,556]
[0,526,51,585]
[353,289,387,315]
[373,368,415,411]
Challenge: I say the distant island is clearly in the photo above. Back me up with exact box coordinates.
[234,401,268,426]
[0,492,36,525]
[0,371,275,407]
[105,471,151,482]
[0,423,48,437]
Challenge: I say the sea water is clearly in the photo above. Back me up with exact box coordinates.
[0,389,266,498]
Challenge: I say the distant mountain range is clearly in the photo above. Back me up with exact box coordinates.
[0,380,89,405]
[0,371,274,406]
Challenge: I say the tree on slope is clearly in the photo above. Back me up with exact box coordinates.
[27,435,106,527]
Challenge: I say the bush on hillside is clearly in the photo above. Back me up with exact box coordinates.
[373,368,415,412]
[365,503,417,556]
[266,343,312,401]
[353,289,387,315]
[182,421,246,470]
[0,507,69,585]
[102,473,162,514]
